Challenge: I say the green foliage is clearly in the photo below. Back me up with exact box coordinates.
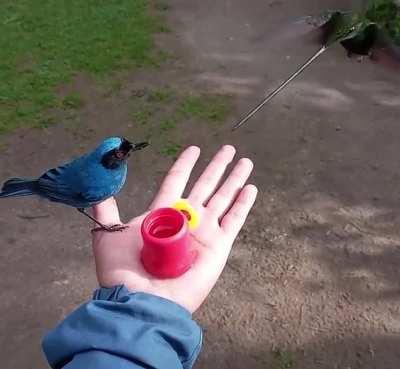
[365,0,400,44]
[0,0,163,134]
[366,0,398,23]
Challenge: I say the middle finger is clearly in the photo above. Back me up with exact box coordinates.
[188,145,236,206]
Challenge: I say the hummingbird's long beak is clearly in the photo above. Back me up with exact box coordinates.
[232,45,327,130]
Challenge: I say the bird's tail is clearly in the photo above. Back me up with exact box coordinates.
[0,178,37,198]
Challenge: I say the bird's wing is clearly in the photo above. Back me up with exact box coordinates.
[78,172,125,203]
[37,165,89,207]
[288,11,355,46]
[80,186,114,203]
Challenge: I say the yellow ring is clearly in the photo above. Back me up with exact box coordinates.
[173,199,200,230]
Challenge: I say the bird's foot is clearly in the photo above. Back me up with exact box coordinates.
[92,224,129,233]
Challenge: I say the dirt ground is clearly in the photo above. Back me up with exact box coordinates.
[1,1,400,368]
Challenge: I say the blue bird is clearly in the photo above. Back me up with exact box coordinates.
[0,137,148,231]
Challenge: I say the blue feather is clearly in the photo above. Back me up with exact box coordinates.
[0,178,37,197]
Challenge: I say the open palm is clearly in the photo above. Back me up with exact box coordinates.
[91,145,257,313]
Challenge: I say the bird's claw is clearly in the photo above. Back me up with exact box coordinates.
[91,224,129,233]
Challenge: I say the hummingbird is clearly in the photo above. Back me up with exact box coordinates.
[232,0,400,130]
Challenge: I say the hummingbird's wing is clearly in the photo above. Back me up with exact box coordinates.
[290,10,357,46]
[264,11,346,49]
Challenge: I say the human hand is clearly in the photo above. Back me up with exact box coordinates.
[92,145,257,313]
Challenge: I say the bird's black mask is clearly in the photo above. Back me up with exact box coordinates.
[101,138,149,169]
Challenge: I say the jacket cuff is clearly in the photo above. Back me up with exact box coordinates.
[43,285,202,369]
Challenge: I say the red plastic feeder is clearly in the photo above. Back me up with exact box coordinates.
[141,207,197,279]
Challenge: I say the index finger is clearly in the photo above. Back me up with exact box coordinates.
[92,197,121,225]
[149,146,201,209]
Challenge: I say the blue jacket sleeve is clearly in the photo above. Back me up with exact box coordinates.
[42,285,202,369]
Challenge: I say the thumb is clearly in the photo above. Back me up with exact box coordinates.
[92,197,121,226]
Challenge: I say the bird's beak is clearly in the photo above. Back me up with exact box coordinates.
[118,138,148,159]
[131,142,149,152]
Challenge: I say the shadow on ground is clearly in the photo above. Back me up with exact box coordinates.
[197,333,400,369]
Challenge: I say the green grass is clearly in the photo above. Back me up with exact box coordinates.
[160,142,182,158]
[148,87,175,103]
[0,0,163,134]
[273,350,295,369]
[130,87,232,157]
[133,105,155,125]
[179,94,231,122]
[160,118,178,132]
[155,0,171,12]
[62,92,84,110]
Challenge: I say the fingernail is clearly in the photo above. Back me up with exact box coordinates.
[187,146,200,153]
[239,158,254,167]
